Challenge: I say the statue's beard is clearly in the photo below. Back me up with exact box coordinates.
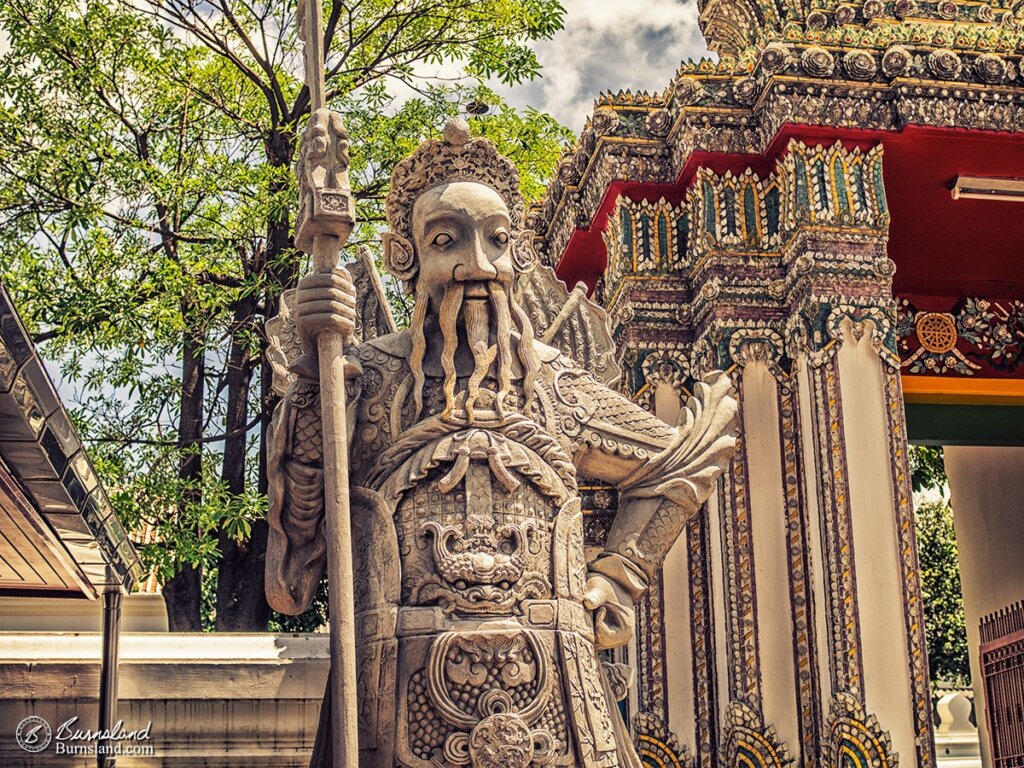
[408,280,539,423]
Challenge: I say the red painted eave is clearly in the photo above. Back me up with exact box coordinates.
[553,124,1024,300]
[882,127,1024,300]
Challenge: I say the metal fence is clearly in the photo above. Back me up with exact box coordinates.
[980,600,1024,768]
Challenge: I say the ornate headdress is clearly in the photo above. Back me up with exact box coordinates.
[384,119,532,277]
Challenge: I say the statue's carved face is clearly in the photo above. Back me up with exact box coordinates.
[411,181,514,309]
[399,179,538,422]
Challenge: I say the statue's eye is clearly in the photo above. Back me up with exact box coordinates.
[432,232,453,248]
[493,230,509,245]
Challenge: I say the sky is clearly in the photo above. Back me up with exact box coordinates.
[494,0,711,131]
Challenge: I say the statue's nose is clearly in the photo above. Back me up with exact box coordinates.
[455,236,498,282]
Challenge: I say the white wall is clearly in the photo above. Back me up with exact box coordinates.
[742,362,799,753]
[0,594,168,632]
[837,324,916,762]
[945,446,1024,768]
[0,632,327,767]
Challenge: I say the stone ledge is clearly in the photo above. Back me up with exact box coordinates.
[0,632,328,766]
[1,631,330,661]
[0,632,329,700]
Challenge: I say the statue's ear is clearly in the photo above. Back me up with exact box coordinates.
[381,232,417,284]
[511,230,537,275]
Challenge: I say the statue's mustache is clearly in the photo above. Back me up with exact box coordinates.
[407,280,539,422]
[437,281,507,422]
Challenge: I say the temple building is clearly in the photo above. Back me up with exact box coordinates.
[530,1,1024,767]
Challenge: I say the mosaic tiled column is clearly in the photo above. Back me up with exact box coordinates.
[789,292,933,768]
[781,212,934,767]
[686,326,826,768]
[692,337,800,768]
[775,373,822,764]
[635,569,668,721]
[607,303,706,764]
[631,352,698,761]
[599,140,934,768]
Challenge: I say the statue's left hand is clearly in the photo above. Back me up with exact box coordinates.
[584,572,636,650]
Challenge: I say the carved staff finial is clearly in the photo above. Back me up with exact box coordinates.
[295,0,354,256]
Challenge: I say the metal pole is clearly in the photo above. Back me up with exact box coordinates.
[98,589,123,768]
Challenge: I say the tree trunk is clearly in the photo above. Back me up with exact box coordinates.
[163,565,202,632]
[215,523,270,630]
[214,129,301,629]
[165,321,206,631]
[215,299,271,631]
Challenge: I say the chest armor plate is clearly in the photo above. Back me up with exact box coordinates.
[377,426,585,615]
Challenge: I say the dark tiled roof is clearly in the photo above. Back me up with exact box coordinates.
[0,285,140,594]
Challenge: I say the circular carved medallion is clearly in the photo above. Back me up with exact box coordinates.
[916,313,958,353]
[469,713,535,768]
[801,46,836,78]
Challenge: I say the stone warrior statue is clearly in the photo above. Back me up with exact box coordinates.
[265,118,738,768]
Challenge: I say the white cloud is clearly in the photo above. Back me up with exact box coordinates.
[495,0,711,131]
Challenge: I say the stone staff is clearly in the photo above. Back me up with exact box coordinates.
[295,0,359,764]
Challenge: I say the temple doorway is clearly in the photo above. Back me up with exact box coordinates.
[910,407,1024,768]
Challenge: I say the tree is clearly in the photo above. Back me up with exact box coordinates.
[916,499,970,686]
[0,0,570,631]
[908,445,970,686]
[910,444,947,493]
